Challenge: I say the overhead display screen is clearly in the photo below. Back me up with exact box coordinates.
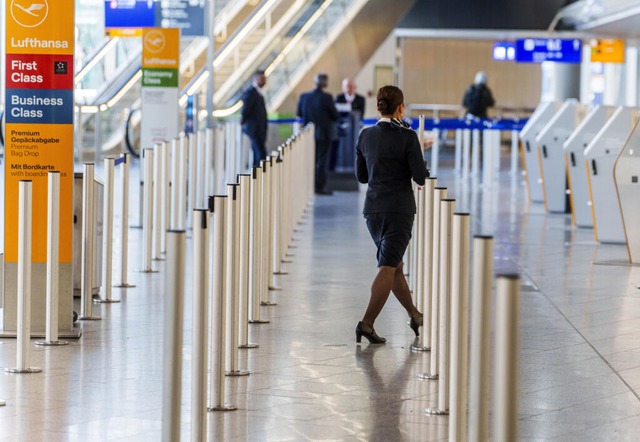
[105,0,204,36]
[515,38,582,64]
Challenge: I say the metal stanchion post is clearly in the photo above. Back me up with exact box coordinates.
[415,186,424,311]
[493,129,501,173]
[449,213,471,442]
[249,166,268,324]
[96,157,120,303]
[161,141,169,255]
[196,131,206,208]
[264,156,279,299]
[191,209,209,441]
[493,274,520,442]
[238,174,259,348]
[115,153,135,288]
[208,196,237,412]
[419,187,447,380]
[412,177,437,352]
[468,235,494,442]
[482,130,494,187]
[36,172,68,347]
[431,128,441,178]
[225,184,249,377]
[178,135,188,230]
[462,129,471,181]
[471,129,480,177]
[187,133,197,226]
[170,138,179,229]
[455,128,463,173]
[272,154,287,276]
[80,164,101,320]
[6,181,42,373]
[140,149,157,273]
[205,128,214,201]
[162,230,186,442]
[214,126,225,195]
[511,130,519,176]
[153,144,163,260]
[426,198,456,416]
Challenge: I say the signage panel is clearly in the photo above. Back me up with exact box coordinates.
[105,0,205,36]
[141,28,180,149]
[4,0,76,337]
[5,0,74,263]
[515,38,582,64]
[591,39,625,63]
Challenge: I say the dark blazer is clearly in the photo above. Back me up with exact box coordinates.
[301,88,338,141]
[335,93,366,117]
[241,86,268,142]
[356,120,428,214]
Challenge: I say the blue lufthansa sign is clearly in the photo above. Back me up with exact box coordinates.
[105,0,157,28]
[6,89,74,124]
[515,38,582,64]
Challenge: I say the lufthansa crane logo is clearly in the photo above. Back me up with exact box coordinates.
[10,0,49,28]
[144,30,166,54]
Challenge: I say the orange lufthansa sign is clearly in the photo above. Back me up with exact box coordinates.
[142,28,180,69]
[590,39,625,63]
[6,0,74,55]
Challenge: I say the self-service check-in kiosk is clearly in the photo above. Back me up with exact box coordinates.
[614,121,640,264]
[519,102,561,203]
[584,106,640,244]
[564,105,615,228]
[536,101,588,213]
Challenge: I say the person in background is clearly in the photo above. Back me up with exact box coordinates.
[354,85,428,344]
[462,71,495,119]
[336,78,366,117]
[331,78,366,170]
[241,70,268,167]
[298,73,338,195]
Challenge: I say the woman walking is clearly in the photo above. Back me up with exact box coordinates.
[355,85,429,344]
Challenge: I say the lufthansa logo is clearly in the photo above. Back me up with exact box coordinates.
[144,30,166,54]
[10,0,49,28]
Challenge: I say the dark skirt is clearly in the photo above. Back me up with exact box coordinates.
[364,213,414,268]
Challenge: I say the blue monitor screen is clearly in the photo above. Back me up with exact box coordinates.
[515,38,582,64]
[493,41,515,61]
[105,0,157,29]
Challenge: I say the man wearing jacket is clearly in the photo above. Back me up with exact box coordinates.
[298,73,338,195]
[241,70,268,167]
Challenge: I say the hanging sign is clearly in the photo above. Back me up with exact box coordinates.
[590,39,625,63]
[140,27,180,150]
[515,38,582,64]
[5,0,74,263]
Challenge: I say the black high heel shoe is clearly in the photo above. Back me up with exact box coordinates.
[355,322,386,344]
[409,315,423,337]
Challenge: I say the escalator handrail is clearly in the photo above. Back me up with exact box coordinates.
[75,36,119,84]
[0,109,5,148]
[124,105,141,158]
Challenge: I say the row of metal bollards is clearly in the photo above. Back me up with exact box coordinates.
[162,125,315,441]
[5,153,135,375]
[409,176,521,442]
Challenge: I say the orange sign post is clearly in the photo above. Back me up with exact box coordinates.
[590,39,625,63]
[3,0,77,337]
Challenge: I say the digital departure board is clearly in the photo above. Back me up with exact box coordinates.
[515,38,582,64]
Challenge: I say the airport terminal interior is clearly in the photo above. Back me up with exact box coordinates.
[1,0,640,440]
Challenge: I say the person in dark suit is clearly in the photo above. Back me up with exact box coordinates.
[335,78,365,116]
[331,78,366,171]
[298,73,338,195]
[241,70,268,167]
[354,85,428,344]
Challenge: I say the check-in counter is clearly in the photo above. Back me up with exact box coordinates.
[536,101,588,213]
[614,120,640,264]
[519,101,561,203]
[584,106,640,244]
[564,105,615,228]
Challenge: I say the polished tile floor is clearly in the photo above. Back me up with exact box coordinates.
[1,155,640,441]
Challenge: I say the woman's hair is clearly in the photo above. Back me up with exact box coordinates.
[377,85,404,115]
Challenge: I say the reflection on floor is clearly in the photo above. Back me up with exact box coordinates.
[1,159,640,441]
